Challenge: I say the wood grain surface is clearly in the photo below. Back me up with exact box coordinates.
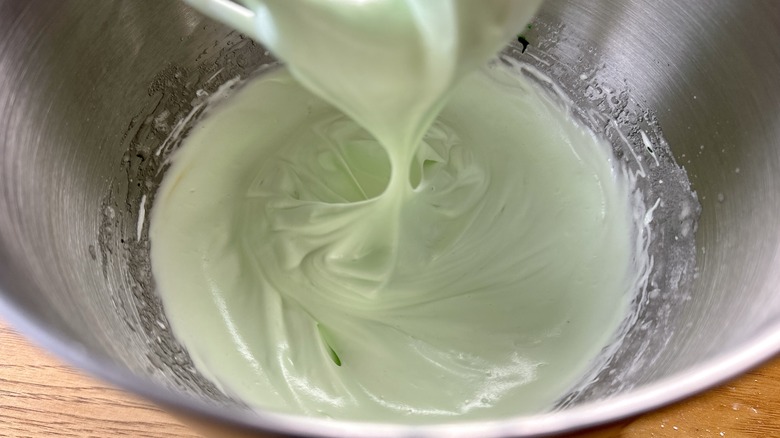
[1,320,778,437]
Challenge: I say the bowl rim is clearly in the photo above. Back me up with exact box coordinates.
[2,278,780,437]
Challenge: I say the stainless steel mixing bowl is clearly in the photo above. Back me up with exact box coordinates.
[1,0,779,436]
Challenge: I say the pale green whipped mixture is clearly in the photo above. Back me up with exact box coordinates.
[151,0,636,422]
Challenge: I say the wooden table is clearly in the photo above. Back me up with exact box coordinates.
[1,321,778,437]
